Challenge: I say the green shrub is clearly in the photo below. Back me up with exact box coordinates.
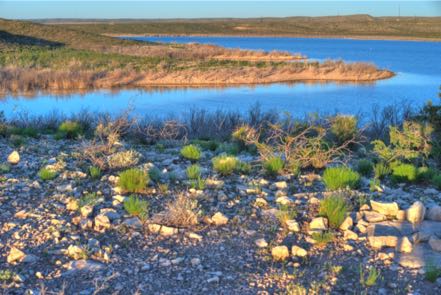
[0,269,14,282]
[369,178,381,192]
[331,115,358,143]
[212,154,239,176]
[236,161,251,175]
[10,134,25,147]
[311,232,334,246]
[190,177,206,190]
[425,264,441,283]
[57,120,83,139]
[360,265,381,287]
[148,166,162,182]
[322,166,360,190]
[416,166,436,182]
[391,163,418,183]
[89,166,101,180]
[180,144,201,161]
[79,192,100,207]
[118,168,149,193]
[319,195,348,229]
[10,127,39,138]
[38,167,57,181]
[190,139,219,151]
[124,195,149,219]
[432,174,441,189]
[216,142,240,155]
[186,164,201,180]
[373,162,391,180]
[357,159,373,176]
[263,156,284,176]
[0,163,10,173]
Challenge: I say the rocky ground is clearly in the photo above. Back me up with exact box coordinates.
[1,136,441,294]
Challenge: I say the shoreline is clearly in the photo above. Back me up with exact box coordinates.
[109,33,441,43]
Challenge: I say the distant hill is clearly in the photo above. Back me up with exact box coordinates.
[34,15,441,41]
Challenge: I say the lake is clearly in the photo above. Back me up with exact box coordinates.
[1,36,440,119]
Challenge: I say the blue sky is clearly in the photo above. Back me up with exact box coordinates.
[1,1,440,19]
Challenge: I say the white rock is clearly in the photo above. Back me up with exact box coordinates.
[271,246,289,261]
[427,206,441,221]
[370,200,399,217]
[286,220,300,232]
[429,236,441,252]
[7,151,20,165]
[7,247,25,264]
[309,217,328,231]
[291,245,308,257]
[211,212,228,226]
[339,216,353,231]
[255,238,268,248]
[406,201,426,224]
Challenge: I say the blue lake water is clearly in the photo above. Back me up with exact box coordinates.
[1,36,440,119]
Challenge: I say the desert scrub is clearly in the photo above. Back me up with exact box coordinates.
[56,120,83,139]
[186,164,201,180]
[157,194,200,227]
[0,163,10,173]
[236,161,252,175]
[263,156,284,176]
[319,195,348,229]
[38,167,57,181]
[373,162,391,179]
[322,166,360,190]
[118,168,149,193]
[190,139,218,151]
[391,163,418,183]
[212,154,239,176]
[330,115,358,144]
[124,195,149,219]
[357,159,373,176]
[416,166,436,182]
[89,166,101,180]
[0,269,14,282]
[216,142,240,155]
[107,150,140,169]
[180,144,201,161]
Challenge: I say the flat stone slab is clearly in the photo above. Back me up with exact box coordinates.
[367,221,417,238]
[396,243,441,269]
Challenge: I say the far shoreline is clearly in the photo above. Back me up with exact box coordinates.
[109,33,441,43]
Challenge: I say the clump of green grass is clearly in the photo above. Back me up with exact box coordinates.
[416,166,436,182]
[275,204,297,226]
[56,120,83,139]
[391,163,418,183]
[263,156,284,176]
[322,166,360,190]
[79,192,100,207]
[190,139,219,151]
[212,154,239,176]
[236,161,251,175]
[123,195,149,220]
[180,144,201,161]
[190,177,206,190]
[311,232,334,246]
[373,162,391,179]
[186,164,201,180]
[319,195,348,229]
[89,166,101,180]
[148,166,162,182]
[369,178,381,192]
[357,159,373,176]
[216,142,240,155]
[0,163,10,173]
[425,264,441,283]
[38,167,57,181]
[0,269,14,282]
[360,265,381,287]
[118,168,149,193]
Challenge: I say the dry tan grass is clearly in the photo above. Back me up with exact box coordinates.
[152,194,199,228]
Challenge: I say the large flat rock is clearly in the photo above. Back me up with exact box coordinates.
[396,243,441,269]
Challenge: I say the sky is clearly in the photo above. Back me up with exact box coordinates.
[0,1,440,19]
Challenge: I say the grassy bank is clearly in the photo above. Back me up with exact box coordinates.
[0,18,393,94]
[51,15,441,41]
